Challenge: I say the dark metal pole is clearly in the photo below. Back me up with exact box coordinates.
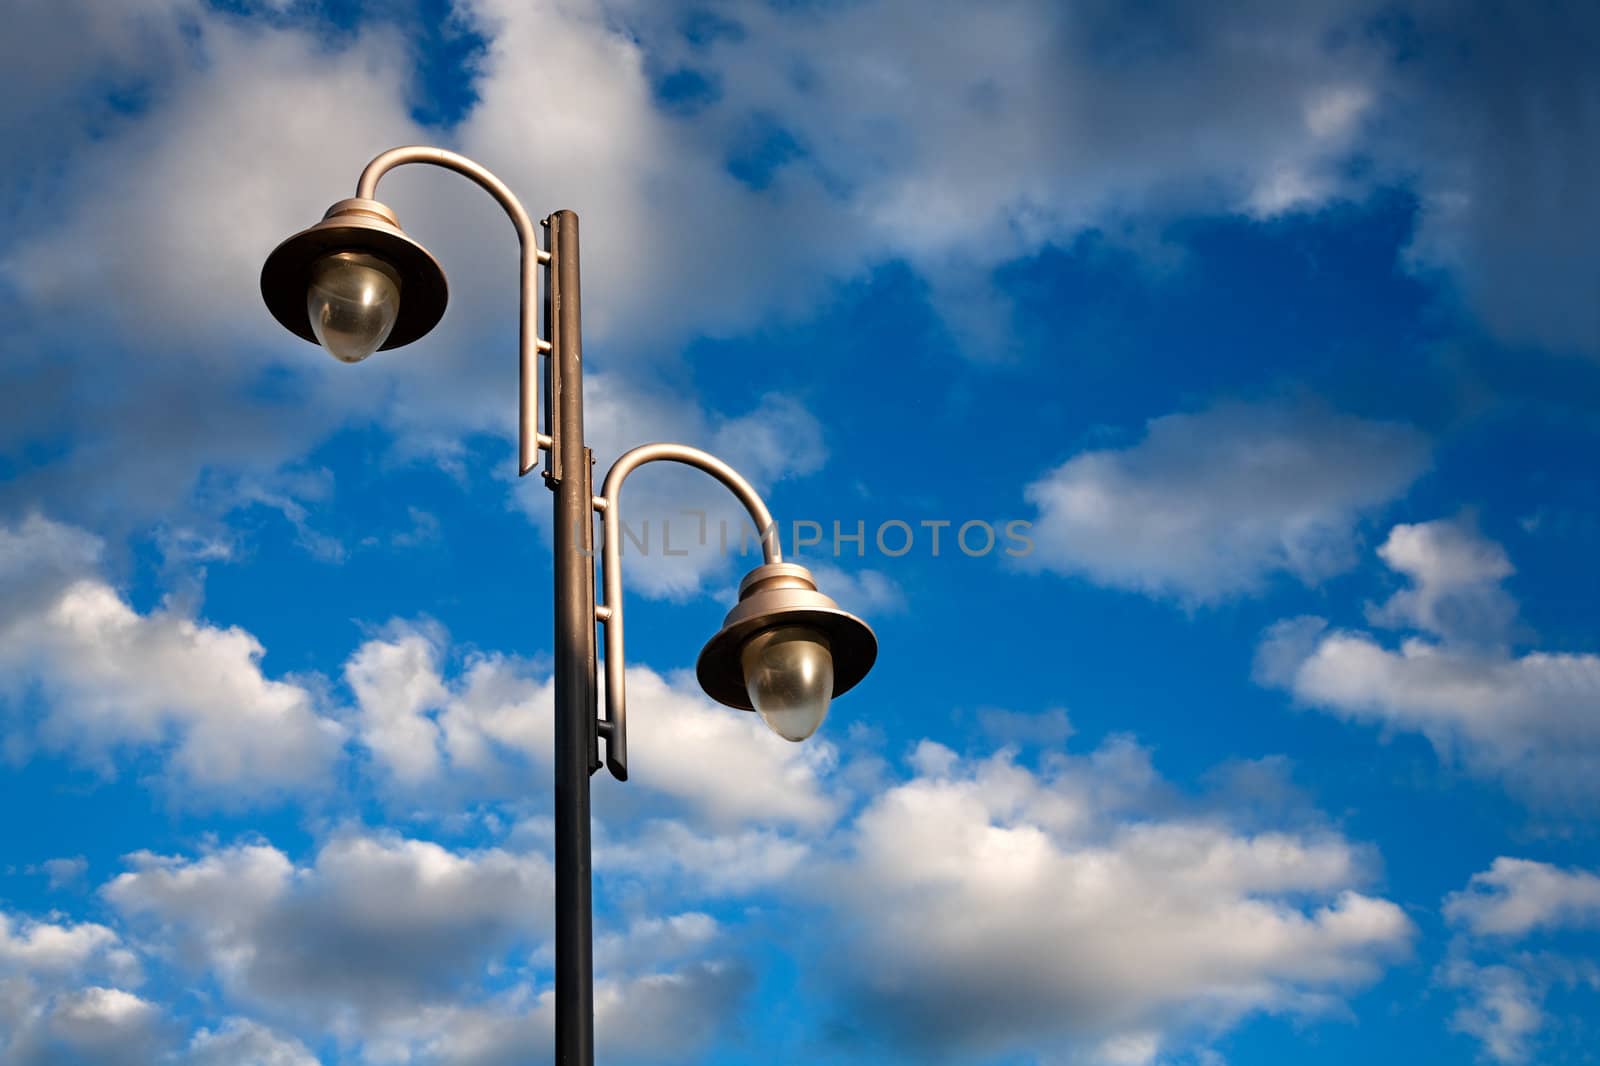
[547,210,597,1066]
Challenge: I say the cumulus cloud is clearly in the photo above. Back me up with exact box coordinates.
[1440,960,1547,1066]
[0,907,151,1066]
[591,911,719,975]
[447,0,852,354]
[0,9,425,532]
[635,0,1597,359]
[3,0,1551,375]
[1366,518,1519,645]
[1256,521,1600,804]
[104,834,552,1026]
[345,623,454,787]
[97,832,745,1065]
[6,14,420,348]
[343,622,841,825]
[0,0,1595,570]
[1445,858,1600,939]
[4,986,171,1066]
[10,712,1417,1065]
[1,938,314,1066]
[811,741,1412,1061]
[804,563,907,617]
[1259,621,1600,802]
[0,912,134,983]
[371,960,747,1066]
[0,515,345,800]
[0,0,831,575]
[184,1018,321,1066]
[1022,402,1429,603]
[1439,858,1600,1062]
[604,0,1393,355]
[597,819,813,896]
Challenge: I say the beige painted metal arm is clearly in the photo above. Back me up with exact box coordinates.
[591,443,782,778]
[357,146,554,475]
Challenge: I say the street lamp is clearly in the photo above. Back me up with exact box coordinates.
[260,146,877,1065]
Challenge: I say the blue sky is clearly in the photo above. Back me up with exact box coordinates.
[2,1,1599,1063]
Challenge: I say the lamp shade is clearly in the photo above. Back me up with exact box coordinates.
[261,198,448,352]
[697,563,877,714]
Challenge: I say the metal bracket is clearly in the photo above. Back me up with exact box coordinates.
[541,215,563,488]
[591,443,784,782]
[583,447,601,776]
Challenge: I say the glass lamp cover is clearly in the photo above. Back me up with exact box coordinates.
[741,626,834,741]
[306,252,400,362]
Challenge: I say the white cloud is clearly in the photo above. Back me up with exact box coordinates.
[35,856,90,891]
[1246,86,1375,216]
[1257,522,1600,804]
[611,0,1389,322]
[0,0,1594,572]
[597,819,812,895]
[374,961,747,1066]
[1441,961,1545,1066]
[0,511,103,611]
[0,515,346,800]
[7,17,420,351]
[592,911,719,975]
[1094,1031,1164,1066]
[1022,402,1429,603]
[104,834,552,1026]
[805,563,907,617]
[8,986,170,1066]
[1,0,1406,373]
[0,912,132,982]
[634,0,1586,360]
[432,650,549,786]
[6,715,1416,1066]
[0,9,430,535]
[344,622,841,826]
[96,833,741,1065]
[1305,85,1375,140]
[0,0,1421,542]
[1260,620,1600,803]
[0,0,832,586]
[1445,858,1600,939]
[185,1018,321,1066]
[813,743,1412,1060]
[602,665,842,827]
[976,706,1076,749]
[1366,517,1518,645]
[346,624,453,786]
[1439,858,1600,1063]
[0,905,152,1066]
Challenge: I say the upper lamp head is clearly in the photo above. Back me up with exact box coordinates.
[697,563,877,742]
[260,198,448,362]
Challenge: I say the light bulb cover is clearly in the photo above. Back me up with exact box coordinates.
[307,251,401,362]
[697,562,876,716]
[741,625,835,741]
[262,197,447,352]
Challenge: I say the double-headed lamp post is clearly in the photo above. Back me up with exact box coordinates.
[260,146,877,1065]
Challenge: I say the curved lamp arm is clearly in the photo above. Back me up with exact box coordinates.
[593,443,782,779]
[357,146,554,476]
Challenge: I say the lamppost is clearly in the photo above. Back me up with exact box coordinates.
[260,146,878,1065]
